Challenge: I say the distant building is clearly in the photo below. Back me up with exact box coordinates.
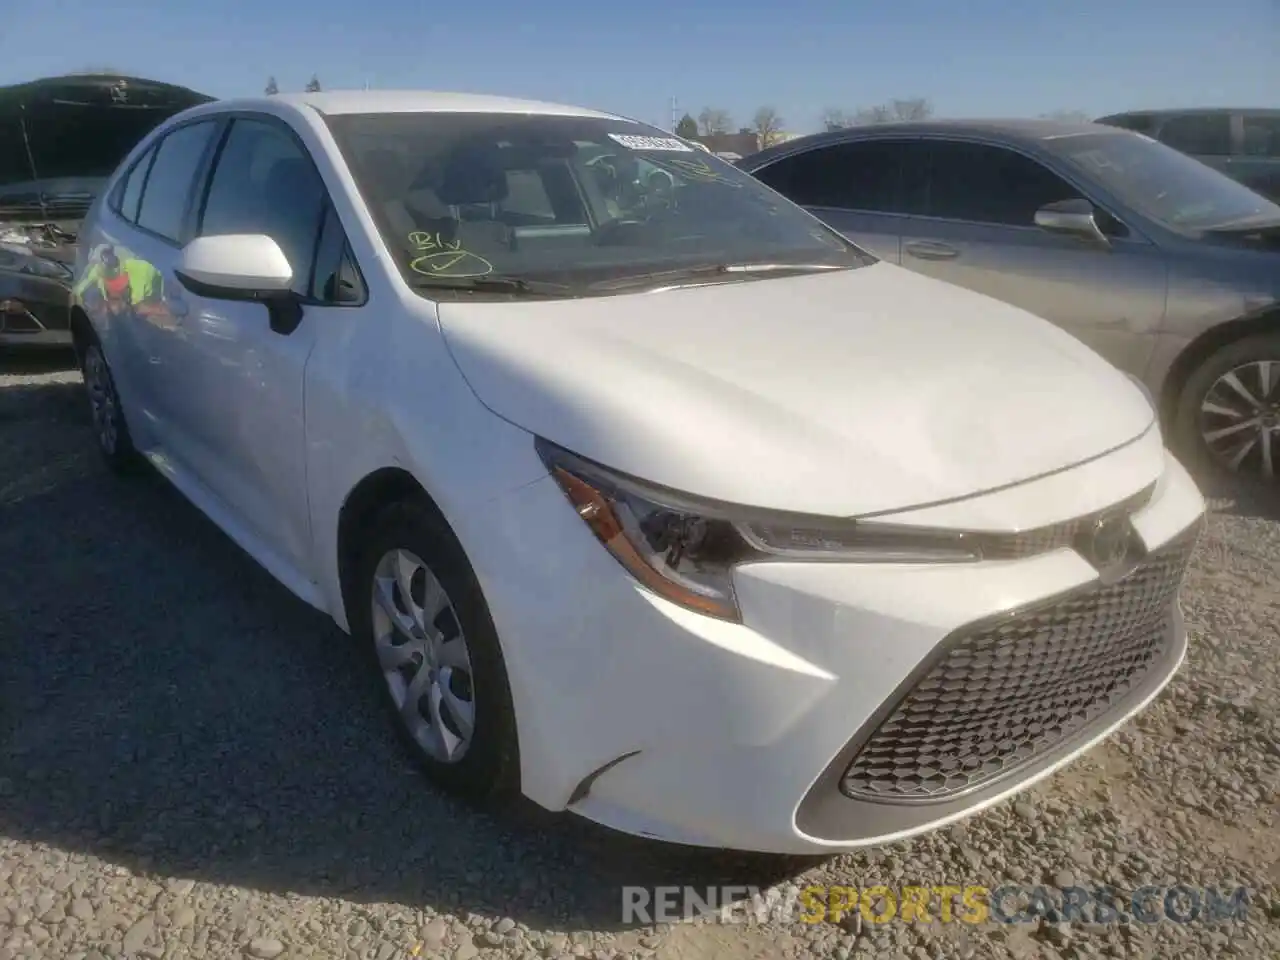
[691,132,760,157]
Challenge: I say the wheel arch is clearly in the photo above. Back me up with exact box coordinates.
[69,305,94,359]
[1158,308,1280,426]
[335,465,438,627]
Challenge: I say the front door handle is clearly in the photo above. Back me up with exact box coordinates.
[904,240,960,261]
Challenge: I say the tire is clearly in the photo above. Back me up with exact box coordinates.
[79,335,141,474]
[1172,331,1280,483]
[351,499,520,804]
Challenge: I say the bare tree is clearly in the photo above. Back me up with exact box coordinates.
[265,76,279,96]
[697,107,733,137]
[821,108,852,131]
[853,98,933,125]
[305,75,322,93]
[1040,109,1091,123]
[752,106,784,147]
[853,104,893,125]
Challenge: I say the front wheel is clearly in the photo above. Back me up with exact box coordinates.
[80,339,140,473]
[1173,332,1280,483]
[351,500,520,804]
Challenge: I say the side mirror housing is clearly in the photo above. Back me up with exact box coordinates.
[175,234,302,335]
[1034,198,1110,248]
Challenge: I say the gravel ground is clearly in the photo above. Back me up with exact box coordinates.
[0,353,1277,960]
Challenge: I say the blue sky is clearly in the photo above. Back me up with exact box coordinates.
[3,1,1277,133]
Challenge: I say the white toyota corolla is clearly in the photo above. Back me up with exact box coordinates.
[72,91,1206,854]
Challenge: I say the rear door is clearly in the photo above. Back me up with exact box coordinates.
[79,119,221,449]
[749,139,908,263]
[893,138,1169,377]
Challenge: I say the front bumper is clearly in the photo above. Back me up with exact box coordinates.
[469,442,1205,855]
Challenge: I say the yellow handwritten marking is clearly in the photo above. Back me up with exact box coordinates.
[408,231,462,252]
[409,250,494,278]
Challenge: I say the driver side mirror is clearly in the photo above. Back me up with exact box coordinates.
[174,234,303,335]
[1034,198,1110,248]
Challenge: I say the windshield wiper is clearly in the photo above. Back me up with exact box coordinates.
[407,275,573,297]
[589,262,848,292]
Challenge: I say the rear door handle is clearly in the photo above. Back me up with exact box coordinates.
[904,240,959,261]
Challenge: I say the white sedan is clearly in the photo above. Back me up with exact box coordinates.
[72,90,1206,854]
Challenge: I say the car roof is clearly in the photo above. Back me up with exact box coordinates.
[1097,107,1280,120]
[741,118,1124,167]
[200,90,626,120]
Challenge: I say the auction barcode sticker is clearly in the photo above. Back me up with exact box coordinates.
[607,134,694,152]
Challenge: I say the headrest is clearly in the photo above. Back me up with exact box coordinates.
[437,147,508,206]
[362,148,409,194]
[264,157,314,196]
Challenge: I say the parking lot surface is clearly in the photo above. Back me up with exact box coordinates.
[0,356,1277,960]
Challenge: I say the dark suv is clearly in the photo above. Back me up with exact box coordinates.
[0,74,211,348]
[1095,108,1280,202]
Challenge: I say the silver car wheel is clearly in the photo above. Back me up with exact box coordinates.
[1199,360,1280,480]
[83,346,119,455]
[370,548,476,763]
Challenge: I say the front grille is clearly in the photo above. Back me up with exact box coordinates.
[840,524,1199,803]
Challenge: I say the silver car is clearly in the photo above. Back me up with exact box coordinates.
[739,120,1280,482]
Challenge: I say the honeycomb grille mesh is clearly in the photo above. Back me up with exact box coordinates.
[840,526,1198,803]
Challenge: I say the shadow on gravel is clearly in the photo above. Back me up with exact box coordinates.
[0,348,77,376]
[1194,469,1280,523]
[0,372,823,933]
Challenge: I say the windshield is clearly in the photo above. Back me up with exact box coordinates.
[325,112,869,295]
[1047,131,1280,233]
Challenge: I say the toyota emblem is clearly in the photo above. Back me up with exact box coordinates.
[1083,516,1131,572]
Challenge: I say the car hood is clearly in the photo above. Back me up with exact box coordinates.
[0,74,212,223]
[437,263,1156,517]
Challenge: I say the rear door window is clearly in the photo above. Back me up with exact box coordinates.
[1157,114,1232,157]
[753,141,905,213]
[135,121,219,242]
[113,146,155,223]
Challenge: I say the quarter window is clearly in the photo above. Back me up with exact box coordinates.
[310,203,364,304]
[925,142,1082,227]
[199,118,328,297]
[754,141,904,213]
[1158,114,1231,156]
[135,121,218,242]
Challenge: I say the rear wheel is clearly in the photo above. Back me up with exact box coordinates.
[1174,332,1280,483]
[351,499,519,803]
[80,338,140,473]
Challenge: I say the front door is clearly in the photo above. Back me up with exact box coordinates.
[161,115,336,577]
[894,139,1169,379]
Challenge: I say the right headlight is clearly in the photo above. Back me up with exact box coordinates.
[536,439,985,623]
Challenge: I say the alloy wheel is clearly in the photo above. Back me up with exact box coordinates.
[83,347,119,455]
[370,548,476,763]
[1198,360,1280,480]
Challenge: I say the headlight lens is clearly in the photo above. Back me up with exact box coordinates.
[537,439,984,622]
